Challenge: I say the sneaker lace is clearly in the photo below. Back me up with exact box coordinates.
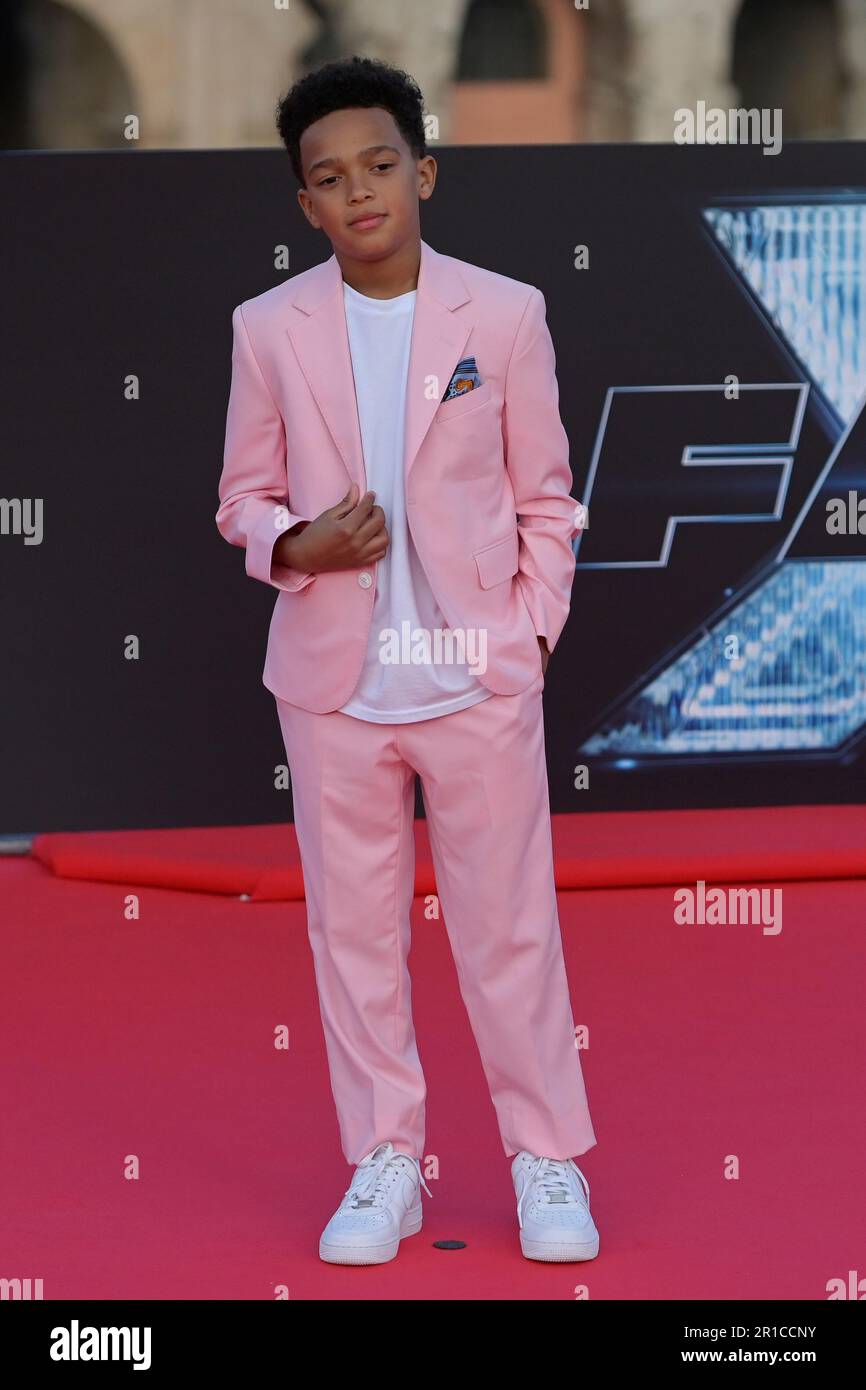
[517,1156,590,1228]
[344,1142,434,1210]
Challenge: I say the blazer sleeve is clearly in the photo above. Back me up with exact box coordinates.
[503,287,581,654]
[215,303,316,593]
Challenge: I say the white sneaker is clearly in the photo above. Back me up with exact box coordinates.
[511,1150,600,1262]
[319,1141,433,1265]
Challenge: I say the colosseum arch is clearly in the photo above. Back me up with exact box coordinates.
[21,0,139,148]
[732,0,844,138]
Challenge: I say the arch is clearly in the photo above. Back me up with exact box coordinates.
[451,0,583,143]
[19,0,137,148]
[732,0,844,138]
[457,0,547,80]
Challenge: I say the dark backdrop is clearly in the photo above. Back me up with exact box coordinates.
[1,142,864,834]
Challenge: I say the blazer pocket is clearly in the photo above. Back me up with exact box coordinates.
[473,531,519,589]
[435,379,493,422]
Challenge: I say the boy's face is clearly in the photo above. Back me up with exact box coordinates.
[296,106,435,261]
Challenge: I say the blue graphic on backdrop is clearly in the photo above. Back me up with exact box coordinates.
[577,199,866,761]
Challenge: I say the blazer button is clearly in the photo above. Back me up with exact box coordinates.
[358,571,373,588]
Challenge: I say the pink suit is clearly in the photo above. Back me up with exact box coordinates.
[217,239,597,1163]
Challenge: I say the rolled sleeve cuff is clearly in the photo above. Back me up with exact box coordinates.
[517,575,567,653]
[246,502,316,593]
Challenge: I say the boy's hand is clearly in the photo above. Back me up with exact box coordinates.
[538,636,550,675]
[276,484,389,573]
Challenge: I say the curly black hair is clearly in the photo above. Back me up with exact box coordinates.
[275,55,427,186]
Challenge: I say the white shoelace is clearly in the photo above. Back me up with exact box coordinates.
[516,1156,590,1228]
[344,1141,434,1209]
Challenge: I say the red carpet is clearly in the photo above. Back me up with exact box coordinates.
[30,803,866,899]
[2,814,864,1300]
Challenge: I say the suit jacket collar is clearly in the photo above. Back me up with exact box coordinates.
[285,238,475,492]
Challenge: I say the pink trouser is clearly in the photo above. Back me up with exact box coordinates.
[275,671,597,1165]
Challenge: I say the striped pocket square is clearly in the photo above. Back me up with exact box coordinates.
[443,356,484,401]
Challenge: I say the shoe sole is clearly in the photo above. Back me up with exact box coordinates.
[319,1205,423,1265]
[520,1232,600,1263]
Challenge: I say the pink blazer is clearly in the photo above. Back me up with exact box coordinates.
[216,237,580,712]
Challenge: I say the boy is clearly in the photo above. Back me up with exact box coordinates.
[216,55,598,1266]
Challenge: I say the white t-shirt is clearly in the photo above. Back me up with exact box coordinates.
[338,279,494,724]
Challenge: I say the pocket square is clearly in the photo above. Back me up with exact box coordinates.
[443,356,484,402]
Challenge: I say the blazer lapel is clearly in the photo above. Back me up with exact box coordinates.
[285,238,473,494]
[402,239,473,490]
[286,254,366,491]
